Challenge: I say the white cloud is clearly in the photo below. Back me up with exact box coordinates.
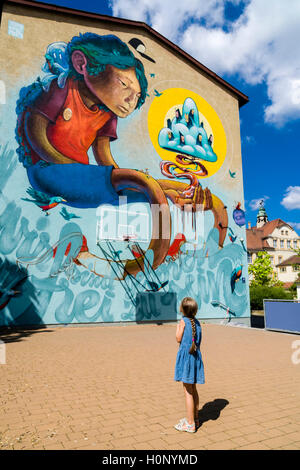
[110,0,300,126]
[181,0,300,126]
[287,221,300,232]
[243,135,255,144]
[110,0,227,42]
[248,196,269,211]
[281,186,300,210]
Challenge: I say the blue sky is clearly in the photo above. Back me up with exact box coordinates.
[37,0,300,232]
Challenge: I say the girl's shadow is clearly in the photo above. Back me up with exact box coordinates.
[197,399,229,428]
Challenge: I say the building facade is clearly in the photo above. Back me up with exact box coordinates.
[246,202,300,287]
[0,0,250,326]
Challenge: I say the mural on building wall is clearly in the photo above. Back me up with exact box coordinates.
[0,28,250,326]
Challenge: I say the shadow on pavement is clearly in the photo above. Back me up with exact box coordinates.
[197,398,229,428]
[0,326,52,343]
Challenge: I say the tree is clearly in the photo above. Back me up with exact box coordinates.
[248,251,275,287]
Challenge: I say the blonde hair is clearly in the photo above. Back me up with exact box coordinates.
[180,297,198,355]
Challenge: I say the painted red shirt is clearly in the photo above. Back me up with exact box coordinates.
[29,78,118,165]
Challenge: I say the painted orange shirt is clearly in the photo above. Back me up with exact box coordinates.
[46,80,114,165]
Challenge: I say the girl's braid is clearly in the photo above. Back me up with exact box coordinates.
[189,318,197,355]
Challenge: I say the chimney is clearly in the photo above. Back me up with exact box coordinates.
[248,222,251,229]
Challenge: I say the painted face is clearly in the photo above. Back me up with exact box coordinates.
[84,65,141,118]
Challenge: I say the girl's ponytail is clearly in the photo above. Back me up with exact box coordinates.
[189,318,197,355]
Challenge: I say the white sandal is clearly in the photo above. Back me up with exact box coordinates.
[174,417,195,433]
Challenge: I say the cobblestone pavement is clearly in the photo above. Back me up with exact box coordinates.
[1,322,300,450]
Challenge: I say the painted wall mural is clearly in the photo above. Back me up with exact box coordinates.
[0,25,250,326]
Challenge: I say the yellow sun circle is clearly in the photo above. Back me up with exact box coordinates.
[147,88,227,178]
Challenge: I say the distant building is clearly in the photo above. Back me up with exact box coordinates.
[246,202,300,287]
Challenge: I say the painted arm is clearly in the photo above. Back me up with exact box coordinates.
[176,318,185,343]
[25,111,74,164]
[92,136,119,168]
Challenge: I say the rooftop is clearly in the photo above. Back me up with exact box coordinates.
[246,219,297,251]
[3,0,249,108]
[276,254,300,267]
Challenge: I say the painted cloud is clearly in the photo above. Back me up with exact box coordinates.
[158,97,218,162]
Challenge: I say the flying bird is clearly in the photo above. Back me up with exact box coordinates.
[229,170,236,178]
[231,265,243,293]
[59,206,81,220]
[146,281,169,292]
[153,89,163,97]
[22,187,66,215]
[229,233,237,243]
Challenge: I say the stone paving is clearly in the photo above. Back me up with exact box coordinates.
[0,321,300,450]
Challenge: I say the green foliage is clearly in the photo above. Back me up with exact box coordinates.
[248,251,274,287]
[250,285,294,311]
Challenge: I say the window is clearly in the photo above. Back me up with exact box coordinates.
[278,256,282,264]
[280,240,284,248]
[294,240,298,249]
[270,256,274,265]
[247,253,252,263]
[273,239,277,248]
[285,231,288,235]
[293,265,300,272]
[280,267,286,272]
[287,240,291,249]
[281,230,284,235]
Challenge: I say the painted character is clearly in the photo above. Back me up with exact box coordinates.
[233,203,246,227]
[16,33,171,276]
[16,33,227,277]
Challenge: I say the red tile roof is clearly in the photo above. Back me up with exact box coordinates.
[246,219,295,251]
[246,227,272,251]
[4,0,250,107]
[276,255,300,267]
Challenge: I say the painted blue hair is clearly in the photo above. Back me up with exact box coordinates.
[16,33,148,167]
[67,33,148,109]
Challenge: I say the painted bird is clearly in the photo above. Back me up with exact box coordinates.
[146,281,169,292]
[154,89,163,97]
[0,258,28,310]
[229,170,236,178]
[60,206,81,220]
[230,265,243,293]
[166,233,186,261]
[229,233,237,243]
[22,187,66,215]
[150,73,155,77]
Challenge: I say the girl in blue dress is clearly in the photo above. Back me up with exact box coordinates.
[174,297,205,433]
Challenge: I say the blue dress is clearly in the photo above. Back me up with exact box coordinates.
[174,316,205,384]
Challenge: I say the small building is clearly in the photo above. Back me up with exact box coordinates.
[246,202,300,287]
[276,255,300,288]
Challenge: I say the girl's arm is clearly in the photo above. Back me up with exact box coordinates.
[176,319,185,343]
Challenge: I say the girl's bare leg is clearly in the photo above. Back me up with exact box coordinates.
[192,384,199,425]
[183,383,195,425]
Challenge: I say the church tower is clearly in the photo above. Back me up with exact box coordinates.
[256,200,268,228]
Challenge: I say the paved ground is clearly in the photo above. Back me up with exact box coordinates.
[0,321,300,450]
